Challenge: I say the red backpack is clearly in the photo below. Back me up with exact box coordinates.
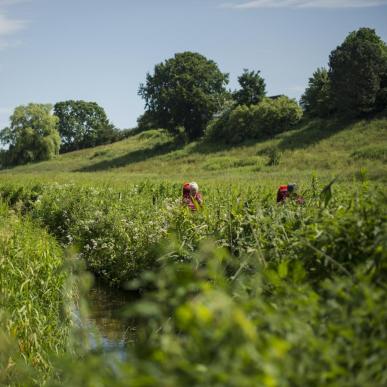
[277,185,289,203]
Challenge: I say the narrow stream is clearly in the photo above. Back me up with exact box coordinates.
[85,279,136,352]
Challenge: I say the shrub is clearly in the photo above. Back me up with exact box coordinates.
[265,146,282,166]
[206,96,302,144]
[254,96,303,134]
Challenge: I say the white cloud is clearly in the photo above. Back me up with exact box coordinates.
[0,0,29,6]
[0,1,27,50]
[222,0,387,9]
[0,13,25,36]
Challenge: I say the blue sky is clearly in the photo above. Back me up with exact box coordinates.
[0,0,386,130]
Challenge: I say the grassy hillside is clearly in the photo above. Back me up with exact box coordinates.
[1,117,386,184]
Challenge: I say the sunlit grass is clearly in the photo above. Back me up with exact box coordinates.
[1,117,386,183]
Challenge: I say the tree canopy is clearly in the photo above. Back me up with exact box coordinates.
[300,68,332,118]
[233,69,266,106]
[54,100,117,152]
[328,28,387,116]
[0,104,60,166]
[138,51,229,140]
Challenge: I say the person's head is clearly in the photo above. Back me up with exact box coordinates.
[279,185,288,192]
[287,183,297,193]
[189,181,199,195]
[183,182,191,195]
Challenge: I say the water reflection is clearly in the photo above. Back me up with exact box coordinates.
[86,279,135,351]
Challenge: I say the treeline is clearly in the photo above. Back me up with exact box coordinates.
[1,27,386,167]
[139,27,386,144]
[0,101,132,167]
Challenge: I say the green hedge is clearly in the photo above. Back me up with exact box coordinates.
[206,96,303,144]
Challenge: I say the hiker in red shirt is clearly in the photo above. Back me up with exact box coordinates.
[182,181,203,211]
[277,183,304,205]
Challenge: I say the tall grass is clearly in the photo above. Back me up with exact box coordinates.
[0,176,385,386]
[0,203,70,385]
[0,179,384,287]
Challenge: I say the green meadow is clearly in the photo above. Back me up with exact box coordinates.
[2,117,386,184]
[0,115,386,385]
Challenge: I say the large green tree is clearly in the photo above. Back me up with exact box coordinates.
[54,100,117,152]
[300,67,332,117]
[329,28,387,116]
[0,104,60,166]
[138,52,229,140]
[233,69,266,106]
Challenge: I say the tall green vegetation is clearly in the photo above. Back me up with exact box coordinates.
[0,180,385,386]
[207,96,302,144]
[233,69,266,106]
[0,179,382,288]
[54,100,117,152]
[0,104,60,166]
[138,51,229,140]
[0,203,70,385]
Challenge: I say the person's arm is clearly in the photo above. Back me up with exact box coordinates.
[195,193,203,205]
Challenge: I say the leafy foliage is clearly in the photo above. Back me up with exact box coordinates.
[138,52,229,140]
[0,203,70,385]
[300,67,332,117]
[54,100,117,152]
[0,180,386,386]
[206,96,303,144]
[0,180,384,287]
[0,104,60,166]
[136,110,159,132]
[329,28,387,116]
[233,69,266,106]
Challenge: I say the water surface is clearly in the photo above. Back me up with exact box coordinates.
[86,280,135,351]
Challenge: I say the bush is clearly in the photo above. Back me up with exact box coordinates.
[265,146,282,166]
[206,96,302,144]
[254,97,303,134]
